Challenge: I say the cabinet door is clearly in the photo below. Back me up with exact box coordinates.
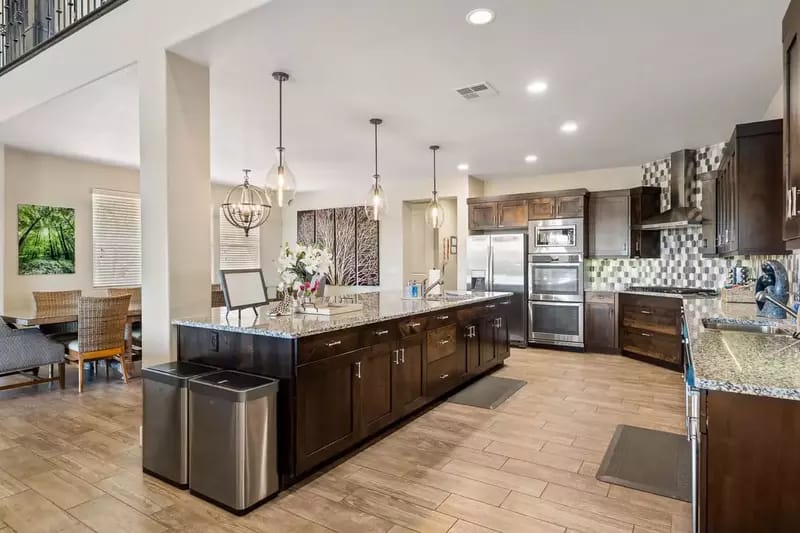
[630,229,660,259]
[469,202,498,230]
[359,342,395,435]
[393,333,425,416]
[479,316,497,367]
[585,302,616,352]
[716,163,727,254]
[497,200,528,228]
[588,194,630,257]
[785,13,800,242]
[464,324,481,374]
[296,350,361,474]
[701,175,717,256]
[556,195,585,218]
[494,314,510,360]
[528,198,556,220]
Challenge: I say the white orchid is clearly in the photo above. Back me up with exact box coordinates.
[275,242,333,296]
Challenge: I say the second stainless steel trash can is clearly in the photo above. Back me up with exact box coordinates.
[188,371,279,514]
[142,361,218,488]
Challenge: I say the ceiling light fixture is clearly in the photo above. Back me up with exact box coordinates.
[265,71,297,207]
[525,154,538,163]
[526,81,548,94]
[466,8,495,25]
[560,120,579,133]
[425,145,445,229]
[221,169,272,237]
[457,163,470,171]
[363,118,387,222]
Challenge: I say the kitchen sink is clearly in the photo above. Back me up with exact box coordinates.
[702,318,793,336]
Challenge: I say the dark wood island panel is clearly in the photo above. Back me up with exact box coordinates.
[176,296,512,488]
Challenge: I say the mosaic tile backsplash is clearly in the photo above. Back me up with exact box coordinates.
[586,142,797,295]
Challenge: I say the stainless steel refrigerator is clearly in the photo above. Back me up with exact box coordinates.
[466,233,527,346]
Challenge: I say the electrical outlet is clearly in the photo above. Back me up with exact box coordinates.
[210,331,219,352]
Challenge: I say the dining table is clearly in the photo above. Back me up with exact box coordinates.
[1,304,143,356]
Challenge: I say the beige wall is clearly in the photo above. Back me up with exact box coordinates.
[479,166,642,196]
[2,147,282,311]
[763,83,783,120]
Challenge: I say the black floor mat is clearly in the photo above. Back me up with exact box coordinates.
[446,376,526,410]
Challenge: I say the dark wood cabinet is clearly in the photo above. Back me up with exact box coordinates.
[295,349,362,474]
[497,200,528,228]
[528,197,556,220]
[588,188,659,258]
[393,333,424,416]
[716,120,784,256]
[468,202,498,230]
[585,291,617,353]
[555,195,585,218]
[618,293,682,371]
[700,172,718,256]
[698,390,800,532]
[784,1,800,246]
[358,342,395,435]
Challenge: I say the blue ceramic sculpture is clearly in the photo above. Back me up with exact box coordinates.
[755,260,789,319]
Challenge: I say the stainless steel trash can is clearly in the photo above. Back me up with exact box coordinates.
[188,371,279,514]
[142,361,218,488]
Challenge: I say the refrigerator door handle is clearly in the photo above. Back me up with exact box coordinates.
[488,240,494,292]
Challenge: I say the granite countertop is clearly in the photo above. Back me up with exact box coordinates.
[683,297,800,401]
[172,291,512,339]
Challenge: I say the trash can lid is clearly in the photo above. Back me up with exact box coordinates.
[145,361,218,378]
[189,370,278,402]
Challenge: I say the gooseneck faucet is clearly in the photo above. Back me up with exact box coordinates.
[423,259,449,298]
[755,291,797,320]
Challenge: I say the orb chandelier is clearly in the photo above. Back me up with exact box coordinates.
[425,145,445,229]
[265,71,297,207]
[221,169,271,237]
[363,118,387,221]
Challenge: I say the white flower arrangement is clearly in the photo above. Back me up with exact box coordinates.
[276,242,332,297]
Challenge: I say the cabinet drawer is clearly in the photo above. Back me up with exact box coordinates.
[621,305,680,336]
[427,311,456,328]
[621,327,682,365]
[359,323,397,346]
[586,291,615,303]
[298,331,361,365]
[398,317,427,337]
[426,352,466,395]
[426,324,457,363]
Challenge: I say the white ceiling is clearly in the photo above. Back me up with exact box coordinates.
[0,0,790,190]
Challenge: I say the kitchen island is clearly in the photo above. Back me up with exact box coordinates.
[172,291,513,489]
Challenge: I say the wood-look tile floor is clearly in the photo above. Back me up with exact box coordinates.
[0,348,690,533]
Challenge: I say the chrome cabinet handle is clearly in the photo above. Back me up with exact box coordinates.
[374,329,389,336]
[641,332,653,337]
[793,186,798,217]
[439,339,450,345]
[410,322,422,328]
[437,315,449,320]
[500,301,510,305]
[439,373,449,380]
[326,340,342,347]
[393,350,400,365]
[485,304,496,309]
[640,309,652,315]
[400,347,405,364]
[355,361,362,379]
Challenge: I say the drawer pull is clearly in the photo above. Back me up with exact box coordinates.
[640,310,652,315]
[439,339,450,345]
[410,322,422,328]
[437,315,450,320]
[500,301,511,305]
[326,340,342,347]
[439,373,450,380]
[355,361,362,379]
[400,347,406,363]
[485,304,496,309]
[374,329,390,336]
[393,349,400,365]
[640,332,653,337]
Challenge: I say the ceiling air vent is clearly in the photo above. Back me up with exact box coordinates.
[455,82,499,101]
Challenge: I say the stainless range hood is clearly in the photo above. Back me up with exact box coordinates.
[636,149,702,231]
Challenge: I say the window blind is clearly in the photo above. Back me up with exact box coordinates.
[219,208,260,270]
[92,190,142,287]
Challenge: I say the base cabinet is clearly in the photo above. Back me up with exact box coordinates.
[393,333,425,416]
[359,343,395,435]
[585,291,617,353]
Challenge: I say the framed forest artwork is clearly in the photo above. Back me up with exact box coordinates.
[297,206,379,286]
[18,204,76,275]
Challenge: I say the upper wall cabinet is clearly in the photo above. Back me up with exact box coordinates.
[785,2,800,247]
[469,202,498,230]
[587,187,660,258]
[468,189,587,232]
[528,198,555,220]
[717,119,784,256]
[497,200,528,228]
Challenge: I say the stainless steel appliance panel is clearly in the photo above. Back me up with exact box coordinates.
[528,254,583,302]
[529,218,584,254]
[528,300,584,346]
[466,234,490,291]
[488,233,527,346]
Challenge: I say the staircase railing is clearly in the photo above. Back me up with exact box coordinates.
[0,0,128,74]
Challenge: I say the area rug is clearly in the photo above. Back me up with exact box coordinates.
[446,376,526,409]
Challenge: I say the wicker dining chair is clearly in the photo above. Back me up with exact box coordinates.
[65,295,131,393]
[106,287,142,350]
[32,290,81,343]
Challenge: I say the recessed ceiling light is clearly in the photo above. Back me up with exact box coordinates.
[526,80,548,94]
[466,8,495,25]
[560,120,579,133]
[457,163,470,171]
[525,154,538,163]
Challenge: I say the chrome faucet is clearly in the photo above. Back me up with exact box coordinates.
[755,291,798,319]
[424,259,449,298]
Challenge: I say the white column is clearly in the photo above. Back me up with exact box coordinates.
[0,145,5,313]
[139,51,211,366]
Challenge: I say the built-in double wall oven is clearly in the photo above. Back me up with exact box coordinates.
[528,218,585,348]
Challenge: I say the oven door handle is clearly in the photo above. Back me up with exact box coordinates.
[529,300,583,307]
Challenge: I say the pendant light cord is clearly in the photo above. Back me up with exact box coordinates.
[278,77,284,165]
[374,121,379,181]
[432,147,438,194]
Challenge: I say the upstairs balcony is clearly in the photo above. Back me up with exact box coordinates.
[0,0,127,74]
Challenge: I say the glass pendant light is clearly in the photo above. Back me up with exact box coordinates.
[363,118,387,221]
[221,169,272,236]
[265,72,297,207]
[425,145,445,229]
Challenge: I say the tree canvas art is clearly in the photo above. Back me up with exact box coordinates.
[18,204,76,275]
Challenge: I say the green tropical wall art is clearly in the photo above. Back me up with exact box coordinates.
[18,204,76,275]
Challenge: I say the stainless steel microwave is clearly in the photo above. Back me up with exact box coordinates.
[528,218,584,255]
